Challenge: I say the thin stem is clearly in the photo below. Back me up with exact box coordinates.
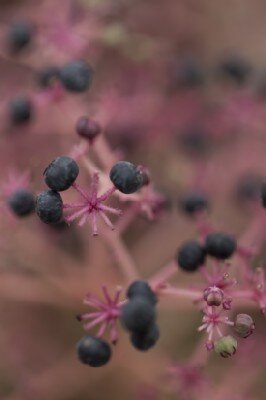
[160,286,203,300]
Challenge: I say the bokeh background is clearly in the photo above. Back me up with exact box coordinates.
[0,0,265,399]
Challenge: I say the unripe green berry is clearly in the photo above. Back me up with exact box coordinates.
[214,335,237,358]
[234,314,255,338]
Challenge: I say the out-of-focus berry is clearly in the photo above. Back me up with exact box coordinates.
[8,20,33,53]
[130,324,160,351]
[120,297,156,334]
[179,192,208,216]
[9,96,33,125]
[77,335,112,367]
[8,189,35,217]
[60,60,93,93]
[205,232,236,260]
[126,280,158,306]
[176,240,206,272]
[75,116,101,143]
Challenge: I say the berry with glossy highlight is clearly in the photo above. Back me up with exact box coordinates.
[36,190,63,224]
[77,335,111,367]
[44,156,79,192]
[110,161,143,194]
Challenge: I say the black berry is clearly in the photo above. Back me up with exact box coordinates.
[218,55,251,85]
[205,232,236,260]
[38,66,60,88]
[9,96,33,125]
[120,297,156,334]
[8,20,33,53]
[8,189,35,217]
[76,116,101,142]
[176,240,206,272]
[261,182,266,208]
[126,280,157,306]
[60,60,93,93]
[235,174,262,203]
[110,161,143,194]
[130,324,160,351]
[77,335,111,367]
[179,192,208,216]
[36,190,63,224]
[44,156,79,192]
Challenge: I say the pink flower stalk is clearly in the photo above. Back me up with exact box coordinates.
[77,285,122,344]
[63,173,122,235]
[198,304,235,350]
[199,260,237,293]
[234,267,266,313]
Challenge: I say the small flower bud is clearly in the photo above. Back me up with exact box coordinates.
[234,314,255,338]
[76,116,101,143]
[203,286,224,306]
[214,335,237,358]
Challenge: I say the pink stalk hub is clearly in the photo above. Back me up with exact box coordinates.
[63,173,122,235]
[77,285,122,344]
[198,305,234,350]
[199,260,237,293]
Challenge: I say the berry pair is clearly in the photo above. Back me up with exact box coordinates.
[36,156,79,224]
[120,280,160,351]
[176,232,237,272]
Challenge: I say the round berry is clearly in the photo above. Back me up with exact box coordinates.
[77,335,111,367]
[44,156,79,192]
[7,189,35,217]
[36,190,63,224]
[9,96,33,125]
[109,161,143,194]
[217,55,251,85]
[38,66,60,88]
[261,182,266,208]
[176,240,206,272]
[8,20,33,53]
[130,324,160,351]
[76,116,101,142]
[179,126,210,157]
[179,192,208,216]
[120,297,156,334]
[126,280,157,306]
[60,60,93,93]
[236,174,262,203]
[205,232,236,260]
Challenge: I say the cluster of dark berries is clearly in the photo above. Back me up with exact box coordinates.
[36,156,79,224]
[110,161,146,194]
[176,232,237,272]
[77,335,112,367]
[120,280,160,351]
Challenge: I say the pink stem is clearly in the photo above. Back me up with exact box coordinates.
[149,261,178,291]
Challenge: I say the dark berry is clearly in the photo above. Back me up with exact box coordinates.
[205,232,236,260]
[120,297,156,334]
[179,192,208,215]
[60,60,93,93]
[235,174,262,203]
[170,58,205,90]
[126,280,157,306]
[179,126,210,157]
[7,189,35,217]
[130,324,160,351]
[44,156,79,192]
[36,190,63,224]
[176,240,206,272]
[9,96,33,125]
[8,20,33,53]
[76,116,101,142]
[77,335,111,367]
[38,66,60,88]
[109,161,143,194]
[217,55,251,85]
[261,182,266,208]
